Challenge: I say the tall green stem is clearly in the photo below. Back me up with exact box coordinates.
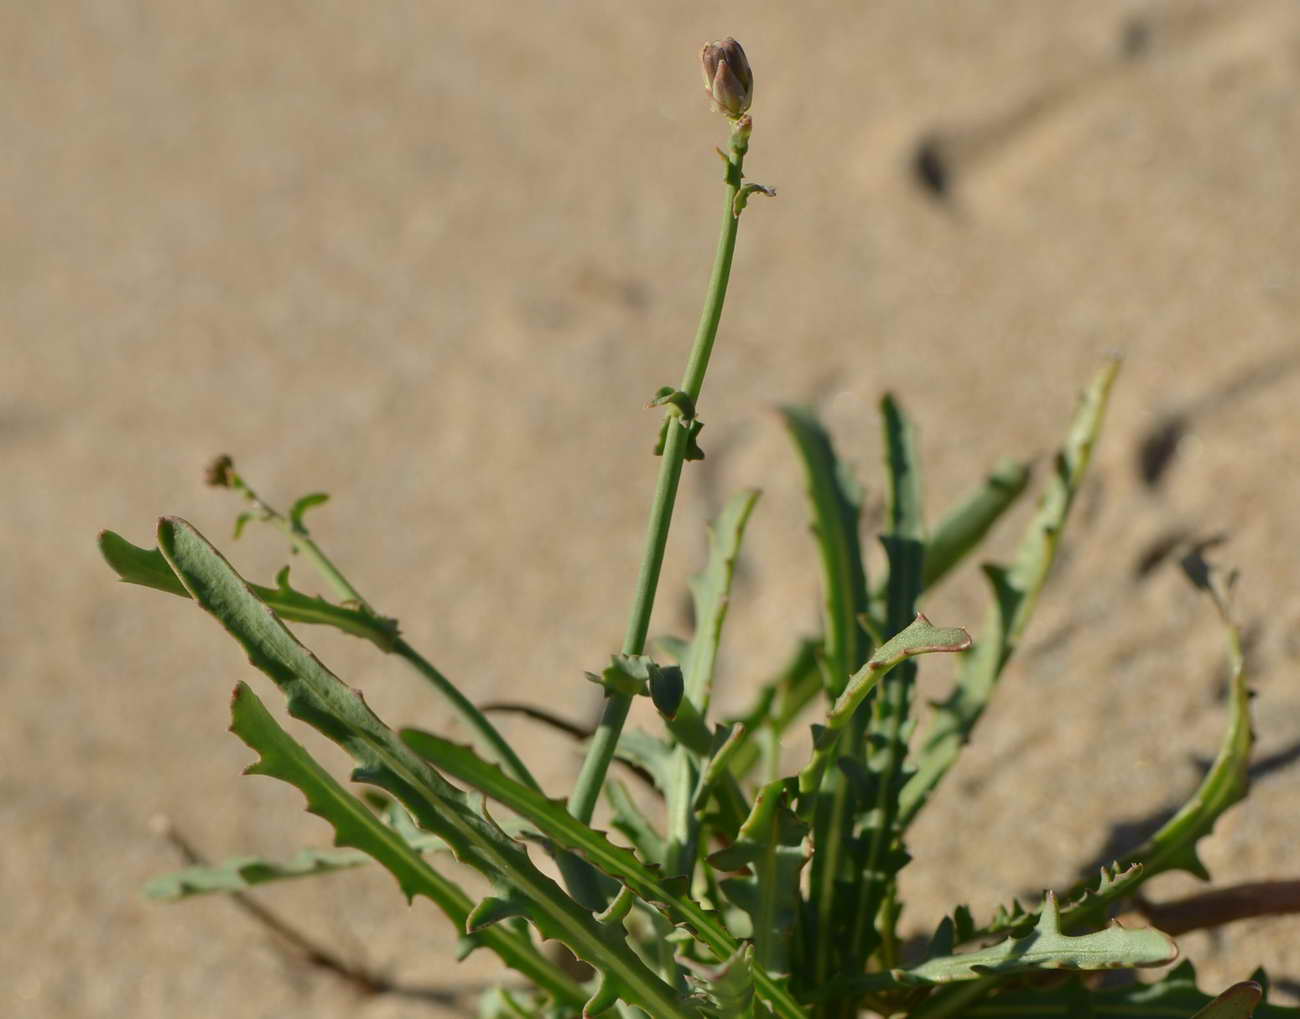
[568,122,752,827]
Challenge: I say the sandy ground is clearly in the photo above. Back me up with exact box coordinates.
[5,1,1300,1016]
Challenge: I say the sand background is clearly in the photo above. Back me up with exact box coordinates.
[5,1,1299,1015]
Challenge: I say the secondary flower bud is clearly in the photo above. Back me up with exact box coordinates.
[700,38,752,119]
[204,454,235,488]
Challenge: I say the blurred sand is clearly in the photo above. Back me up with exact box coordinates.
[4,1,1299,1015]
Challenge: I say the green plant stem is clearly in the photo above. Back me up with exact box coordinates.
[568,122,751,827]
[230,475,541,792]
[392,638,540,791]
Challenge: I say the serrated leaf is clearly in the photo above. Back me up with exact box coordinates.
[156,517,694,1019]
[226,682,585,1009]
[900,359,1119,830]
[98,530,400,650]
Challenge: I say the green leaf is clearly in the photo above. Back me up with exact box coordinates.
[707,780,808,980]
[922,961,1300,1019]
[973,566,1255,943]
[843,395,928,971]
[99,530,192,597]
[156,517,695,1019]
[1192,982,1265,1019]
[648,386,697,420]
[899,358,1119,830]
[870,458,1030,606]
[880,393,925,546]
[810,893,1176,1006]
[605,778,666,867]
[288,491,330,532]
[659,491,759,891]
[920,458,1029,593]
[680,945,775,1018]
[682,489,760,713]
[226,682,586,1010]
[147,845,393,900]
[587,654,658,699]
[779,406,871,696]
[798,615,971,796]
[98,530,400,651]
[725,639,821,782]
[902,892,1175,984]
[400,728,807,1019]
[692,723,747,810]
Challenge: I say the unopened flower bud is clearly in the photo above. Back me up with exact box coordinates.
[700,38,753,119]
[205,454,235,488]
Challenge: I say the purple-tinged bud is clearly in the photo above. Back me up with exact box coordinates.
[700,38,753,119]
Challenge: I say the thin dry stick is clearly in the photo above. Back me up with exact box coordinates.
[150,815,459,1005]
[1133,880,1300,936]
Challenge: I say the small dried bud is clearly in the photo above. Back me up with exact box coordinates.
[205,454,235,488]
[700,38,752,119]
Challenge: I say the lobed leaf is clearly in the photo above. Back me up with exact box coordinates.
[400,728,807,1019]
[902,892,1176,984]
[227,682,586,1009]
[156,517,695,1018]
[973,565,1254,943]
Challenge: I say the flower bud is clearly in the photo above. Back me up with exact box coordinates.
[205,454,235,488]
[700,38,752,119]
